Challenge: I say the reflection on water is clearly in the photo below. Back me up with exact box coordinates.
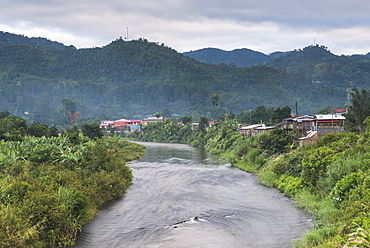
[73,142,312,248]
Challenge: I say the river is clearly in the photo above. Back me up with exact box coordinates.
[73,142,312,248]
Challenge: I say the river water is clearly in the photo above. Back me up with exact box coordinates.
[73,142,312,248]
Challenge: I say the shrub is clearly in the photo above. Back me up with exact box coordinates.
[274,175,303,197]
[300,146,336,187]
[258,170,278,187]
[330,172,362,205]
[191,139,201,147]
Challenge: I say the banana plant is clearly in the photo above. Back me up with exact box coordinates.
[348,219,370,247]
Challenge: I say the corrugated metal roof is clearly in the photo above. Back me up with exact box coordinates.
[239,124,264,130]
[316,114,346,120]
[299,130,317,140]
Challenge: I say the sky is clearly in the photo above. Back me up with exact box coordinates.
[1,0,370,55]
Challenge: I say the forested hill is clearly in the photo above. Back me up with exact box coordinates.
[185,44,370,90]
[0,31,66,50]
[0,32,350,125]
[266,45,370,89]
[183,48,278,67]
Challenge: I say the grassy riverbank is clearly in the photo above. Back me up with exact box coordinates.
[140,118,370,247]
[0,135,145,247]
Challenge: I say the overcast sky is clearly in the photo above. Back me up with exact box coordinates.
[1,0,370,55]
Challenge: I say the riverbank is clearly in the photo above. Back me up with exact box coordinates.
[0,136,146,247]
[139,119,370,247]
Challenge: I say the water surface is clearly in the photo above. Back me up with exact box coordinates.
[74,142,312,248]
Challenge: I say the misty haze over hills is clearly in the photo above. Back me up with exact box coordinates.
[0,31,368,125]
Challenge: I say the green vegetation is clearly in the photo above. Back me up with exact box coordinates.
[0,32,356,126]
[0,113,145,247]
[3,31,370,247]
[203,125,370,247]
[139,91,370,247]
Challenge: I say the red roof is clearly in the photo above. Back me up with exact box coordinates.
[334,109,346,113]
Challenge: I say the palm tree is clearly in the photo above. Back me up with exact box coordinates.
[349,87,370,134]
[211,93,219,120]
[211,94,219,107]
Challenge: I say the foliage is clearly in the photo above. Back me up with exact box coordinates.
[140,118,191,143]
[300,146,337,187]
[261,131,370,247]
[260,128,296,154]
[0,34,354,125]
[347,88,370,134]
[0,115,27,141]
[348,218,370,247]
[26,122,52,137]
[236,105,292,125]
[179,115,193,125]
[0,136,145,247]
[330,172,363,205]
[81,123,103,140]
[275,175,303,197]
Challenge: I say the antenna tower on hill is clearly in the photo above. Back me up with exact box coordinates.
[126,27,129,40]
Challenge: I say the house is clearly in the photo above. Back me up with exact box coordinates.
[129,124,141,131]
[189,121,215,131]
[275,117,294,130]
[100,120,114,130]
[254,126,276,135]
[142,116,165,125]
[190,123,199,131]
[107,119,142,130]
[238,124,275,137]
[316,114,345,137]
[291,115,317,135]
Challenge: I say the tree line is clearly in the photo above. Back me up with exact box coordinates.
[0,36,349,126]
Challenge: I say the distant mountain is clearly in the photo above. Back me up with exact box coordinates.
[0,32,362,125]
[267,45,335,72]
[266,45,370,89]
[0,31,66,50]
[183,47,288,67]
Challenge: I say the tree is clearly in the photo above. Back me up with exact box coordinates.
[260,128,296,154]
[236,111,250,124]
[49,126,59,137]
[161,108,171,117]
[81,123,103,140]
[211,93,219,120]
[348,87,370,134]
[67,111,80,126]
[26,122,49,137]
[252,106,272,124]
[60,98,79,127]
[0,110,10,119]
[180,115,193,125]
[271,106,292,124]
[315,105,335,115]
[61,98,77,116]
[198,115,209,132]
[0,115,27,141]
[211,93,219,107]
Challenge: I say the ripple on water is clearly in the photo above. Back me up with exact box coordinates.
[73,142,312,248]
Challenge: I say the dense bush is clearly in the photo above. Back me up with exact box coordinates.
[0,136,145,247]
[262,131,370,247]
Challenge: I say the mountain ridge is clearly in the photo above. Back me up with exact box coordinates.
[0,31,363,125]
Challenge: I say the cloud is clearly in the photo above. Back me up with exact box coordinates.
[1,0,370,54]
